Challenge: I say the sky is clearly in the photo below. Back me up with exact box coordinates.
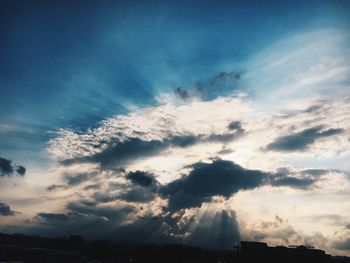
[1,0,350,256]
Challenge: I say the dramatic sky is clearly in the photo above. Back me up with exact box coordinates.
[1,0,350,256]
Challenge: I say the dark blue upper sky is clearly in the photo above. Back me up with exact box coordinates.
[1,0,349,164]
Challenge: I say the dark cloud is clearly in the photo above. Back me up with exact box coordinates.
[0,202,15,216]
[118,187,157,203]
[173,70,243,101]
[0,157,13,175]
[160,159,324,212]
[213,71,242,82]
[217,147,234,155]
[61,132,243,168]
[270,167,326,190]
[174,87,189,100]
[160,158,269,212]
[91,171,159,203]
[15,165,26,175]
[204,133,237,143]
[303,104,323,113]
[64,172,97,186]
[333,239,350,251]
[270,176,315,189]
[201,121,244,143]
[0,156,26,176]
[67,201,135,221]
[228,120,244,132]
[26,201,239,249]
[61,138,167,167]
[300,169,330,176]
[169,135,199,147]
[266,125,344,152]
[28,157,327,246]
[92,192,117,203]
[47,184,67,191]
[84,183,101,190]
[37,212,69,221]
[126,170,158,187]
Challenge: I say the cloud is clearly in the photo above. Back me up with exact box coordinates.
[266,125,344,152]
[37,212,69,221]
[174,87,190,100]
[117,187,158,203]
[47,184,67,191]
[172,70,243,101]
[27,200,239,249]
[244,215,302,244]
[304,214,347,226]
[160,159,326,212]
[64,172,97,186]
[228,120,244,132]
[333,239,350,251]
[270,175,315,189]
[29,202,176,244]
[161,158,270,212]
[0,202,15,216]
[60,137,179,167]
[15,166,26,176]
[84,183,101,191]
[67,201,136,222]
[300,169,330,176]
[65,158,327,213]
[269,167,332,190]
[60,132,244,168]
[125,170,158,188]
[0,156,26,176]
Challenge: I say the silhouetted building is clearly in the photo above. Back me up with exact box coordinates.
[240,241,333,263]
[1,232,349,263]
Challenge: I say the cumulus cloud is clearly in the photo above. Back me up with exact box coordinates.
[265,125,344,152]
[37,212,69,222]
[243,215,302,245]
[160,158,269,212]
[159,159,325,212]
[0,202,15,216]
[126,170,158,188]
[0,156,26,176]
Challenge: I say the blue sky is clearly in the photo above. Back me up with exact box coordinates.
[1,0,350,254]
[1,0,349,162]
